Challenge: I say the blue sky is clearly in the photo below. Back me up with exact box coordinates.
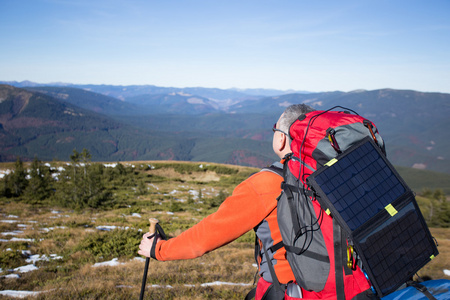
[1,0,449,93]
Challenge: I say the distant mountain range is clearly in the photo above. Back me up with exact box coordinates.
[1,81,449,175]
[1,80,299,101]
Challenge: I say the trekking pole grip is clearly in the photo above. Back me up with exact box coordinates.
[139,218,159,300]
[149,218,159,236]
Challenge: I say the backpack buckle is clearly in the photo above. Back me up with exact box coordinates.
[281,153,293,164]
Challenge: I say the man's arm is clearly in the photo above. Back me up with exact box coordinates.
[138,171,283,261]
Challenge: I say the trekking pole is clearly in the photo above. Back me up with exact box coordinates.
[139,218,159,300]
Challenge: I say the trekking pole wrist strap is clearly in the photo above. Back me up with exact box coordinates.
[150,236,158,260]
[149,223,168,260]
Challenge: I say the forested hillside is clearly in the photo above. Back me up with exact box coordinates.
[1,82,449,175]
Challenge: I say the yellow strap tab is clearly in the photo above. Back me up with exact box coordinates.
[325,208,331,215]
[385,204,398,216]
[430,255,435,260]
[325,158,338,167]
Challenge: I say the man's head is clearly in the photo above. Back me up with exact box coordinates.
[278,104,315,136]
[273,104,315,159]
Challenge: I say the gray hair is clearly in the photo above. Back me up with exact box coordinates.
[278,104,315,136]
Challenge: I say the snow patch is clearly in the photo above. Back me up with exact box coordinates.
[0,169,11,179]
[200,281,251,287]
[150,284,173,288]
[3,274,20,279]
[0,220,18,223]
[133,257,146,262]
[25,254,62,264]
[1,231,24,236]
[92,258,124,267]
[0,237,35,242]
[0,290,43,298]
[104,163,118,168]
[40,226,67,232]
[96,225,130,231]
[14,264,39,273]
[412,163,427,170]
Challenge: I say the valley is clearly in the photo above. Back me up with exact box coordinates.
[0,82,449,175]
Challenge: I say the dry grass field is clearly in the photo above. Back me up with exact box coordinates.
[0,203,256,299]
[0,161,449,299]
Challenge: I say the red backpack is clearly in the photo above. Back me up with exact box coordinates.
[277,108,384,299]
[275,107,438,300]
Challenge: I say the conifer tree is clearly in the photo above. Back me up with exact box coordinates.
[438,200,450,228]
[8,157,28,197]
[136,180,147,196]
[56,149,110,209]
[24,157,52,201]
[67,149,82,206]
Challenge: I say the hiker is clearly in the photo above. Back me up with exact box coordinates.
[138,104,314,298]
[138,104,373,299]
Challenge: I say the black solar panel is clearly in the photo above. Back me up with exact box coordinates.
[307,137,438,297]
[310,139,406,232]
[357,201,434,295]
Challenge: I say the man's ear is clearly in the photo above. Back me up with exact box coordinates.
[278,133,287,152]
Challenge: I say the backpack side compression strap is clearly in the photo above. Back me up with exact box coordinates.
[269,241,284,253]
[334,218,346,300]
[262,242,286,296]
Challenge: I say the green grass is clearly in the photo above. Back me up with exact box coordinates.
[396,166,450,194]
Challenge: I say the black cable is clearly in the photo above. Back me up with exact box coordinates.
[293,111,326,254]
[290,106,357,255]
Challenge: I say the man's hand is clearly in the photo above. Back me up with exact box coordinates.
[138,232,161,258]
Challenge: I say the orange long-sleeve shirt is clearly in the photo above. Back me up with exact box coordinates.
[154,169,295,284]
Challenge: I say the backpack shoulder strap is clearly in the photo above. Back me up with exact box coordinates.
[260,162,283,177]
[259,161,284,254]
[251,161,285,294]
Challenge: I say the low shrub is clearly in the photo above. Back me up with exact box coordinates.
[75,229,142,260]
